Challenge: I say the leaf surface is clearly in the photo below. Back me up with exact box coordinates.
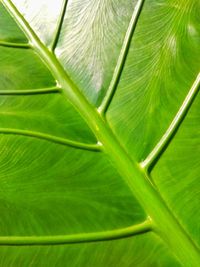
[0,0,199,266]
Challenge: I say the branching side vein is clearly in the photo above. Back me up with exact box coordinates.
[141,73,200,171]
[98,0,145,115]
[0,219,151,245]
[0,128,101,151]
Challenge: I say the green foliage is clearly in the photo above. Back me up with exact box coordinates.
[0,0,199,266]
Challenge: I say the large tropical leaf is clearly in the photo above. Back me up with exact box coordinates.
[0,0,199,266]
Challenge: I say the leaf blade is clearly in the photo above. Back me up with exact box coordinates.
[0,0,200,266]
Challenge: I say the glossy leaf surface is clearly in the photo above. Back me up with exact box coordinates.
[0,0,199,266]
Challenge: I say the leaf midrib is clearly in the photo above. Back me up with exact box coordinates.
[2,0,200,266]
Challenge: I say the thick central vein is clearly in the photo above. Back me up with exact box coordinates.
[2,1,200,265]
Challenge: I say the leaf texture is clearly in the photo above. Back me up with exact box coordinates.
[0,0,199,266]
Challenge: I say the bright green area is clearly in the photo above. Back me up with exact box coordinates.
[0,0,199,266]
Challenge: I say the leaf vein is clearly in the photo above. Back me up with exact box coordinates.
[0,128,101,151]
[0,219,151,245]
[98,0,145,115]
[0,40,30,48]
[0,86,61,95]
[141,73,200,171]
[50,0,68,52]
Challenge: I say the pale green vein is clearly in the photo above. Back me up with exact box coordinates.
[98,0,145,115]
[0,128,101,151]
[50,0,68,52]
[0,219,151,245]
[0,40,30,48]
[0,86,61,95]
[141,72,200,171]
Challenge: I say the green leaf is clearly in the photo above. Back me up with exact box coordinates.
[0,0,199,266]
